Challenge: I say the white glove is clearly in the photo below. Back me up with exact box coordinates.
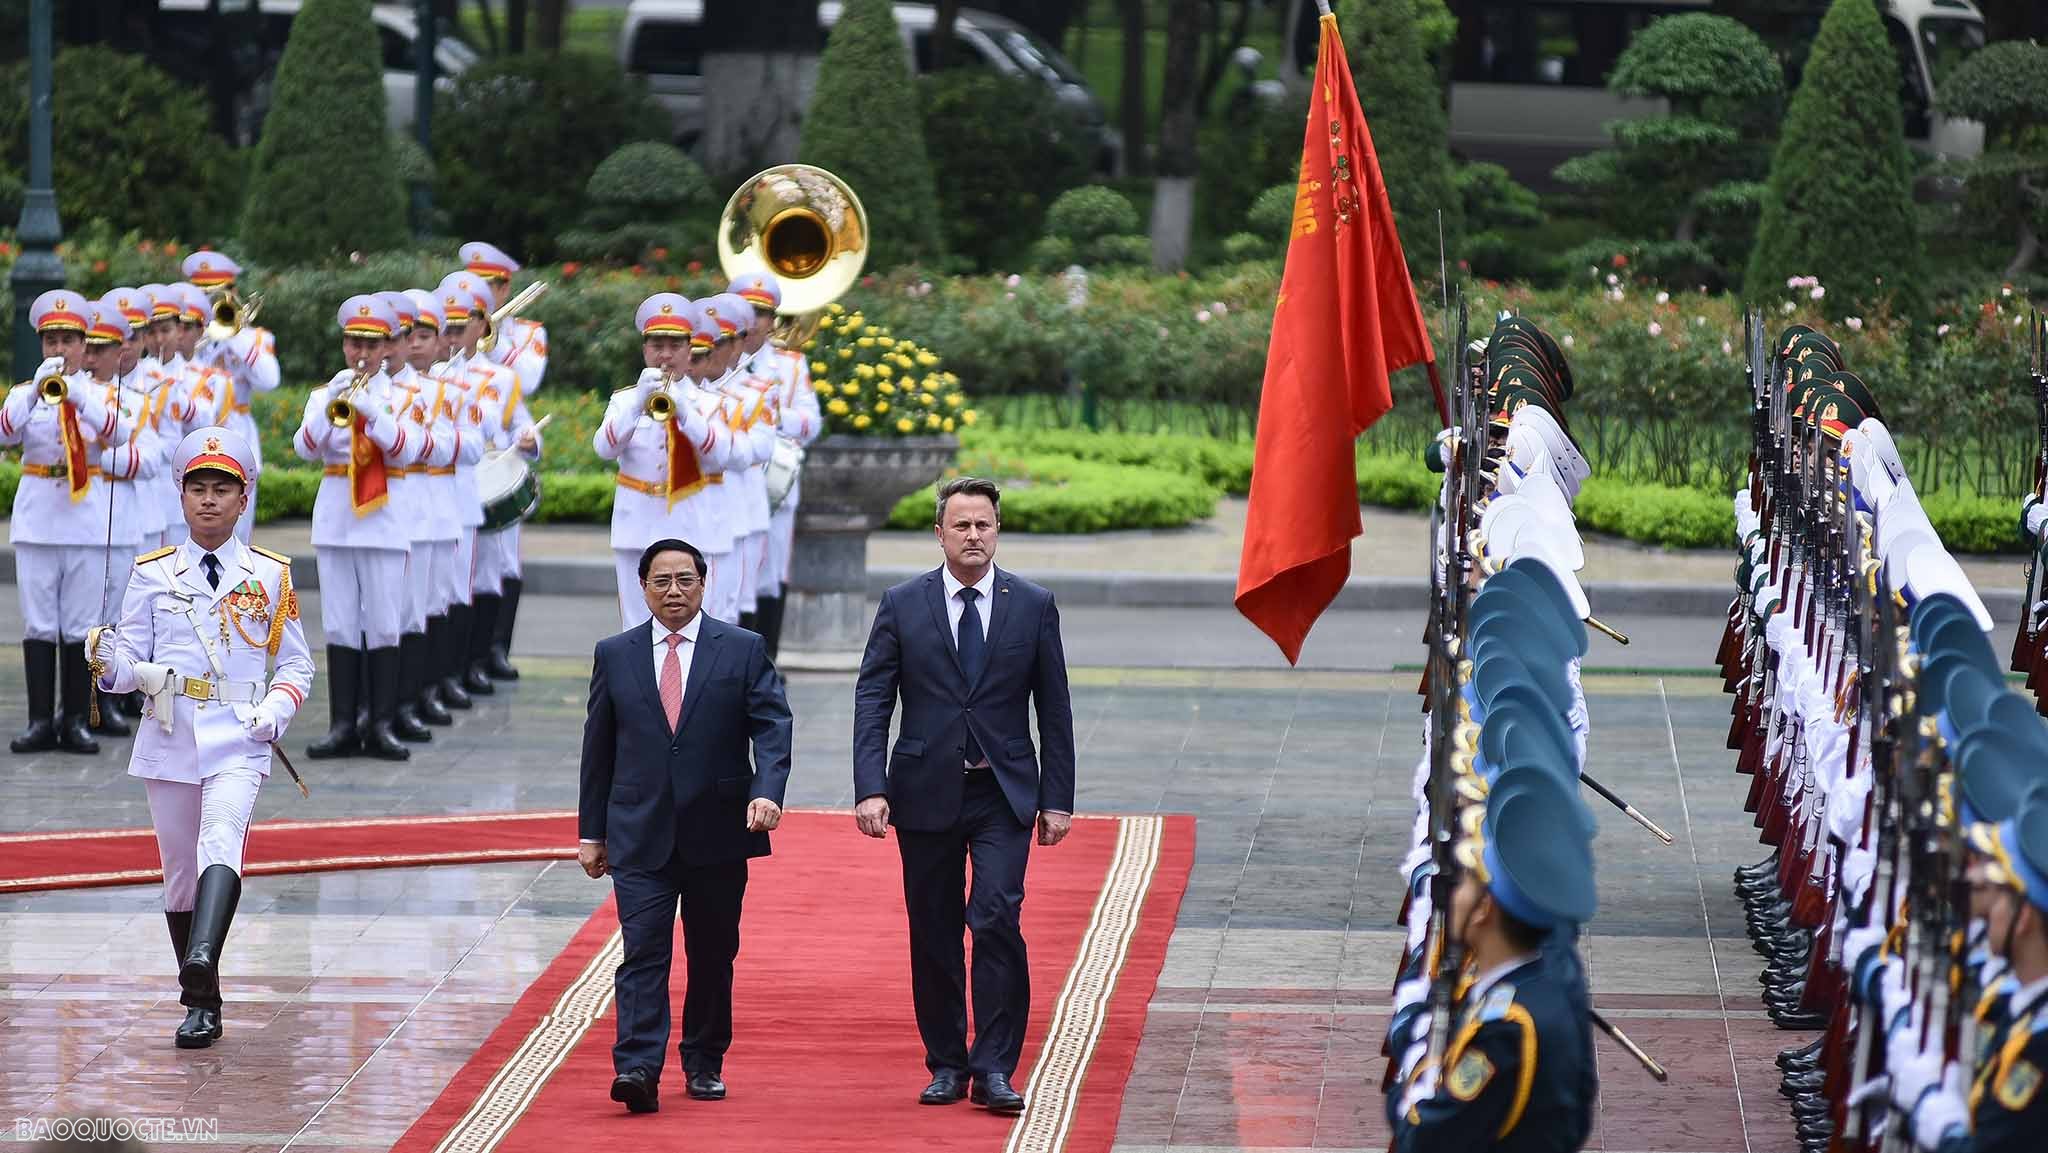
[1910,1062,1970,1150]
[1875,956,1910,1024]
[1842,920,1885,979]
[1396,1039,1430,1083]
[1885,1010,1943,1109]
[37,355,67,381]
[1396,1060,1442,1119]
[244,702,284,744]
[1393,976,1430,1017]
[2026,496,2048,538]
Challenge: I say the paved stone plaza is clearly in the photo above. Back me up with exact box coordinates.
[0,617,1803,1152]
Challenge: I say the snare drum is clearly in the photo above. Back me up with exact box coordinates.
[766,436,805,512]
[478,450,541,532]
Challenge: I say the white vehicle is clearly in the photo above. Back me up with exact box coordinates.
[157,1,477,144]
[620,0,1122,173]
[1281,0,1984,187]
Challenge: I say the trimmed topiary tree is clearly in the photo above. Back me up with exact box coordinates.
[1935,40,2048,278]
[239,0,407,264]
[799,0,943,269]
[1339,0,1462,263]
[920,70,1090,273]
[1036,185,1148,268]
[1746,0,1921,317]
[559,141,717,264]
[1554,13,1778,283]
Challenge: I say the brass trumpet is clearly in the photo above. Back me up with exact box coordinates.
[326,362,372,428]
[36,371,67,406]
[205,285,264,344]
[645,369,676,421]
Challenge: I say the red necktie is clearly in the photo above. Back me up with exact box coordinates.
[660,633,684,732]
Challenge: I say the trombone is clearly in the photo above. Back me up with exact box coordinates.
[326,361,372,428]
[477,280,549,356]
[645,369,676,422]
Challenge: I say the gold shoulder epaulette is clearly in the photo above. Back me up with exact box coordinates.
[249,545,293,566]
[135,546,176,564]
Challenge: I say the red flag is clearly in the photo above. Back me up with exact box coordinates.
[1234,8,1436,665]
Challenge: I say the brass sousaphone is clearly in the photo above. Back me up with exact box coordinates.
[716,163,868,347]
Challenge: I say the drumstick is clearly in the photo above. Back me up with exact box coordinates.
[482,413,556,465]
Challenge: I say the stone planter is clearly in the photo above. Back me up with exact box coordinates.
[781,434,957,668]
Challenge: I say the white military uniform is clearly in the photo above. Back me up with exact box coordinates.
[98,532,313,893]
[466,352,540,596]
[753,341,822,587]
[3,361,130,643]
[597,368,737,629]
[390,361,455,635]
[717,366,777,615]
[292,363,423,649]
[183,251,282,543]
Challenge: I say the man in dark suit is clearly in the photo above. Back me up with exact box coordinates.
[578,538,793,1115]
[853,476,1077,1114]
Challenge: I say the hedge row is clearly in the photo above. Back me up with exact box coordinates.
[886,449,1219,533]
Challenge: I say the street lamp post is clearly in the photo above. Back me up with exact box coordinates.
[413,0,436,237]
[9,0,65,381]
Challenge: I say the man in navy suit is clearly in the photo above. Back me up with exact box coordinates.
[578,538,793,1115]
[853,476,1077,1114]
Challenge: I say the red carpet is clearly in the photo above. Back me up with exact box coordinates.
[0,810,582,893]
[392,811,1194,1153]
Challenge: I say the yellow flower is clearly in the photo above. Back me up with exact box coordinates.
[925,413,942,429]
[875,401,890,414]
[896,417,914,433]
[943,417,956,432]
[814,381,834,395]
[961,409,978,426]
[802,339,816,351]
[827,302,846,315]
[839,348,853,359]
[877,380,896,395]
[878,336,895,348]
[811,360,827,375]
[916,351,938,367]
[855,363,875,380]
[840,381,861,396]
[827,399,850,415]
[857,336,875,348]
[842,315,863,333]
[876,364,893,379]
[853,414,872,429]
[945,393,963,408]
[816,316,834,330]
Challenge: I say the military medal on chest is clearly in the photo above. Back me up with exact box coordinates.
[222,579,273,648]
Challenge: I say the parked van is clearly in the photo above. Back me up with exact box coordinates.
[1281,0,1985,189]
[156,1,476,144]
[619,1,1122,173]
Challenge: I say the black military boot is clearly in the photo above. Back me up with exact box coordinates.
[177,866,238,1048]
[439,605,475,709]
[755,593,786,660]
[417,615,453,725]
[91,681,132,736]
[11,640,59,753]
[464,594,500,695]
[306,645,362,758]
[360,646,412,761]
[164,909,215,1044]
[56,643,100,754]
[485,577,521,681]
[391,633,432,742]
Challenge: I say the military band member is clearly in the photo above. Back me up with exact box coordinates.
[401,287,471,727]
[681,299,744,623]
[3,291,134,754]
[105,290,171,559]
[293,294,422,761]
[462,242,547,682]
[375,290,452,742]
[182,250,281,542]
[444,275,542,690]
[734,271,820,657]
[89,296,166,735]
[89,425,314,1048]
[429,277,487,711]
[704,293,775,631]
[595,294,736,630]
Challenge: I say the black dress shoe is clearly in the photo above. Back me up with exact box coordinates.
[919,1071,969,1105]
[174,1006,221,1049]
[971,1072,1024,1113]
[611,1069,658,1114]
[687,1071,726,1100]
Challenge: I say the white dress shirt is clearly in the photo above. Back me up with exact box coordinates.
[581,612,704,845]
[940,564,995,647]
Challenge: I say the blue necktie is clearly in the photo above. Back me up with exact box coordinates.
[957,587,984,766]
[202,554,221,590]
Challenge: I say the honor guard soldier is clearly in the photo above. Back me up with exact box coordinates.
[183,250,281,542]
[3,290,136,754]
[447,274,542,689]
[733,271,820,657]
[89,424,314,1049]
[595,294,737,630]
[1386,761,1597,1152]
[462,242,546,680]
[400,287,470,728]
[705,292,776,630]
[293,294,423,761]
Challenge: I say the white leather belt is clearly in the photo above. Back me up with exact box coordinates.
[178,677,263,704]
